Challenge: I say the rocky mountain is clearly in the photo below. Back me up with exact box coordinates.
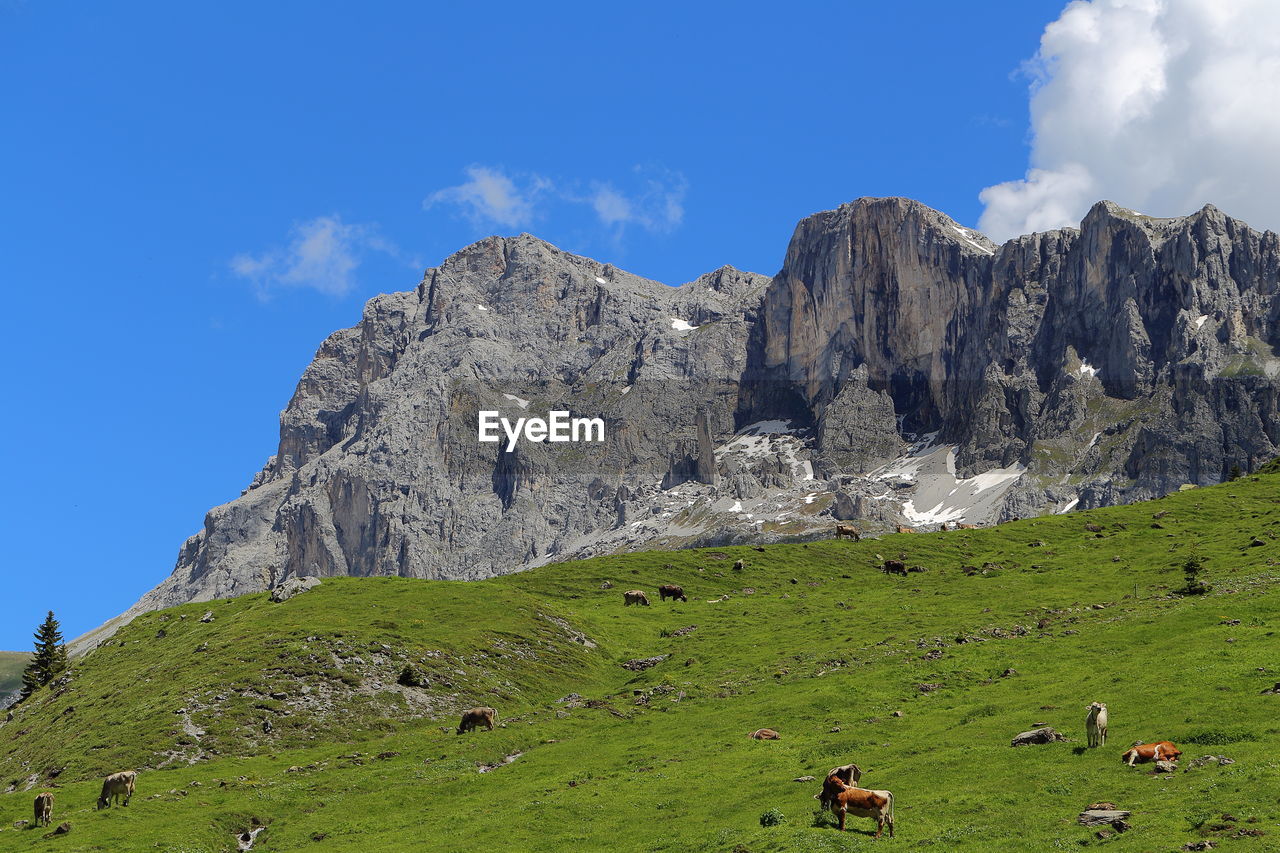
[94,196,1280,639]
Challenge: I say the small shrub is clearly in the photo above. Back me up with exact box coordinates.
[397,665,423,688]
[759,807,785,827]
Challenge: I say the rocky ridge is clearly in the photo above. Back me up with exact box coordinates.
[88,196,1280,643]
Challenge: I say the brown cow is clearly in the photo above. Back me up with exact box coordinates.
[96,771,137,809]
[34,791,53,827]
[824,774,895,837]
[814,763,863,807]
[748,728,781,740]
[835,525,860,541]
[658,584,687,602]
[1121,741,1181,766]
[882,559,908,576]
[623,590,650,606]
[958,523,978,530]
[457,707,497,734]
[896,525,916,534]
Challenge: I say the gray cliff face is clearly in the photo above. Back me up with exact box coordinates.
[111,197,1280,630]
[127,235,770,618]
[744,198,1280,509]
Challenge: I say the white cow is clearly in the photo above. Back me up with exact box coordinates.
[1085,701,1108,748]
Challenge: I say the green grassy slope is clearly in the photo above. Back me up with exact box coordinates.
[1,476,1279,851]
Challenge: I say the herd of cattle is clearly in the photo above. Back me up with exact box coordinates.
[453,698,1180,838]
[26,703,1184,838]
[598,533,1190,838]
[21,525,1188,838]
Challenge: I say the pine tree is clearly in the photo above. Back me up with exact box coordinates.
[1178,552,1211,596]
[1229,463,1243,481]
[18,611,68,702]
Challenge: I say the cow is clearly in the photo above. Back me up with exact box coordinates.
[96,771,137,809]
[835,525,860,541]
[882,559,908,576]
[34,791,53,827]
[896,525,915,534]
[823,774,895,837]
[958,523,978,530]
[732,559,745,571]
[658,584,687,602]
[815,763,863,808]
[457,707,497,734]
[748,728,780,740]
[1121,741,1181,766]
[623,590,650,606]
[1085,702,1108,748]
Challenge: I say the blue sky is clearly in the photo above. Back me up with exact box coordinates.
[6,0,1273,649]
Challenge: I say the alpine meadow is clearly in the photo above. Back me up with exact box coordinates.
[2,474,1279,850]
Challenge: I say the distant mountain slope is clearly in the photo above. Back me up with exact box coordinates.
[108,197,1280,633]
[4,474,1279,850]
[0,652,27,708]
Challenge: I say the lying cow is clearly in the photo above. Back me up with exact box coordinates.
[623,590,650,606]
[457,707,497,734]
[835,525,860,541]
[733,559,745,571]
[896,525,915,534]
[97,770,137,809]
[823,774,895,837]
[1121,741,1181,766]
[815,763,863,808]
[658,584,687,602]
[1085,702,1108,748]
[748,728,781,740]
[34,791,53,827]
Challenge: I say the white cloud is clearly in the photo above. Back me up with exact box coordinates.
[426,164,687,235]
[590,167,687,234]
[424,165,549,228]
[231,215,397,297]
[979,0,1280,241]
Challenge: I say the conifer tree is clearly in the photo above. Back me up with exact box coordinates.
[18,611,68,702]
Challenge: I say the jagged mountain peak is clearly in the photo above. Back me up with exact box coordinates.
[77,195,1280,650]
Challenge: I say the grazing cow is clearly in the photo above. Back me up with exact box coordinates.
[896,525,915,534]
[658,584,687,602]
[835,525,860,541]
[748,728,780,740]
[623,590,650,606]
[815,763,863,807]
[1085,702,1108,748]
[882,559,908,576]
[1121,741,1181,766]
[457,707,497,734]
[96,771,137,809]
[732,559,745,571]
[34,791,53,827]
[823,775,895,837]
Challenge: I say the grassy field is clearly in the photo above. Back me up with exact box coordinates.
[1,475,1278,851]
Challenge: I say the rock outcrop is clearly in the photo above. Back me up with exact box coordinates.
[93,196,1280,638]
